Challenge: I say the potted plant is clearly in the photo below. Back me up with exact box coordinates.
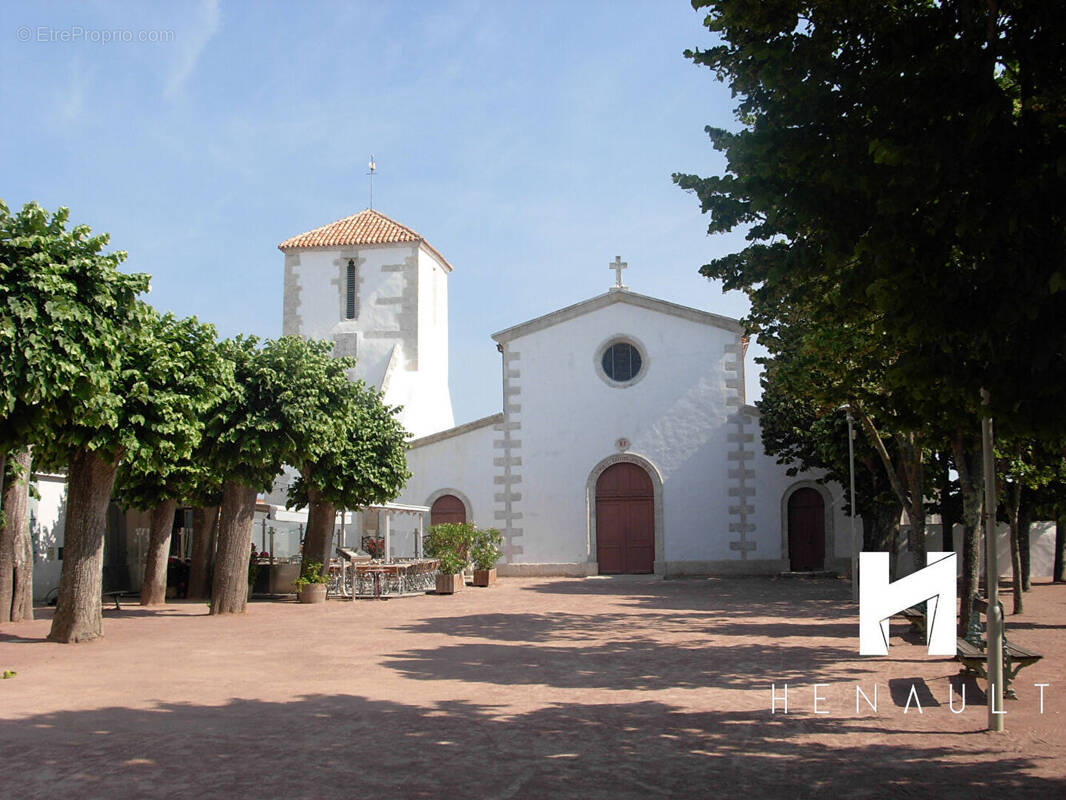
[363,536,385,560]
[292,561,329,604]
[471,527,502,587]
[424,522,475,594]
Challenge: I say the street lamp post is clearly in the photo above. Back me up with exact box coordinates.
[982,388,1005,731]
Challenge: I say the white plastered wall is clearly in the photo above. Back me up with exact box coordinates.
[397,414,500,539]
[282,241,453,439]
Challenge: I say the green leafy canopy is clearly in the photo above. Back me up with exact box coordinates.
[113,308,234,511]
[202,335,403,496]
[676,1,1066,439]
[0,201,149,454]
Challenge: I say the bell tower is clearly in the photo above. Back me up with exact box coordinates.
[278,208,454,438]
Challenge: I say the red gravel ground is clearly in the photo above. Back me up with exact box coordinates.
[1,576,1064,799]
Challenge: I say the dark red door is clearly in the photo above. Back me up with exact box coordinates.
[596,463,654,574]
[788,488,825,571]
[430,494,466,526]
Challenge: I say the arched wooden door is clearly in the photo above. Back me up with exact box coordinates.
[788,488,825,571]
[596,462,654,574]
[430,494,466,526]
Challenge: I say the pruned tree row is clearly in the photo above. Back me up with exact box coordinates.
[678,1,1066,619]
[0,200,410,639]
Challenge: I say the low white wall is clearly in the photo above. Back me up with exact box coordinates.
[891,521,1059,579]
[398,414,500,534]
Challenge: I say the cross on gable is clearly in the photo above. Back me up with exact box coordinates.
[610,256,628,289]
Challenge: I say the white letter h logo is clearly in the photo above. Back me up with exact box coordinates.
[859,552,957,656]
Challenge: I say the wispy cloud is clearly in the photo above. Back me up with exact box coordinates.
[164,0,220,100]
[57,59,89,123]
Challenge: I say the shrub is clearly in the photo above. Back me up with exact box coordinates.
[292,561,329,590]
[471,527,503,571]
[424,522,475,575]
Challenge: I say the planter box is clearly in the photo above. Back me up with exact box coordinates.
[298,584,327,604]
[268,563,300,594]
[472,568,497,587]
[435,573,464,594]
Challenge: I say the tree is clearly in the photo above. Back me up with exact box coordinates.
[676,2,1066,617]
[757,328,904,568]
[677,2,1065,438]
[288,379,410,573]
[112,310,232,606]
[996,440,1066,612]
[200,336,400,614]
[34,301,229,641]
[755,299,934,576]
[0,201,148,639]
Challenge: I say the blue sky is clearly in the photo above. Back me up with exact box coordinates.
[1,0,759,424]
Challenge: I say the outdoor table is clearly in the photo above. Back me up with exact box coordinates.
[354,563,401,599]
[351,559,440,597]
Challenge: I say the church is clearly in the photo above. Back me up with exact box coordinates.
[277,208,853,577]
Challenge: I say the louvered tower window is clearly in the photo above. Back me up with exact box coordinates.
[346,259,356,319]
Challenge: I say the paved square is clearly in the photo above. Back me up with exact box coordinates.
[2,576,1064,798]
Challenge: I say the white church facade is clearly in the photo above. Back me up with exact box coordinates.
[277,209,854,577]
[24,209,1063,601]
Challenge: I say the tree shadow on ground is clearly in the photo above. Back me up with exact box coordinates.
[521,576,853,619]
[0,694,1059,799]
[395,611,860,645]
[1004,622,1066,631]
[383,639,873,691]
[888,677,942,708]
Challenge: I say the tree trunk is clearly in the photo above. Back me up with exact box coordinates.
[1007,483,1023,614]
[210,481,256,615]
[0,454,17,623]
[860,499,903,552]
[300,486,336,577]
[1,448,33,622]
[961,522,980,633]
[853,414,925,577]
[1019,509,1032,592]
[140,498,178,606]
[48,447,119,643]
[187,505,219,600]
[899,437,927,574]
[860,499,902,581]
[952,433,982,634]
[1054,514,1066,583]
[10,449,34,621]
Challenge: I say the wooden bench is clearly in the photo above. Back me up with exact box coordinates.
[955,597,1042,698]
[956,637,1042,699]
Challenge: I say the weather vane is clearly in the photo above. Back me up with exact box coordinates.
[367,155,377,209]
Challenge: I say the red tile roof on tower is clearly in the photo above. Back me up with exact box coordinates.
[277,208,452,270]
